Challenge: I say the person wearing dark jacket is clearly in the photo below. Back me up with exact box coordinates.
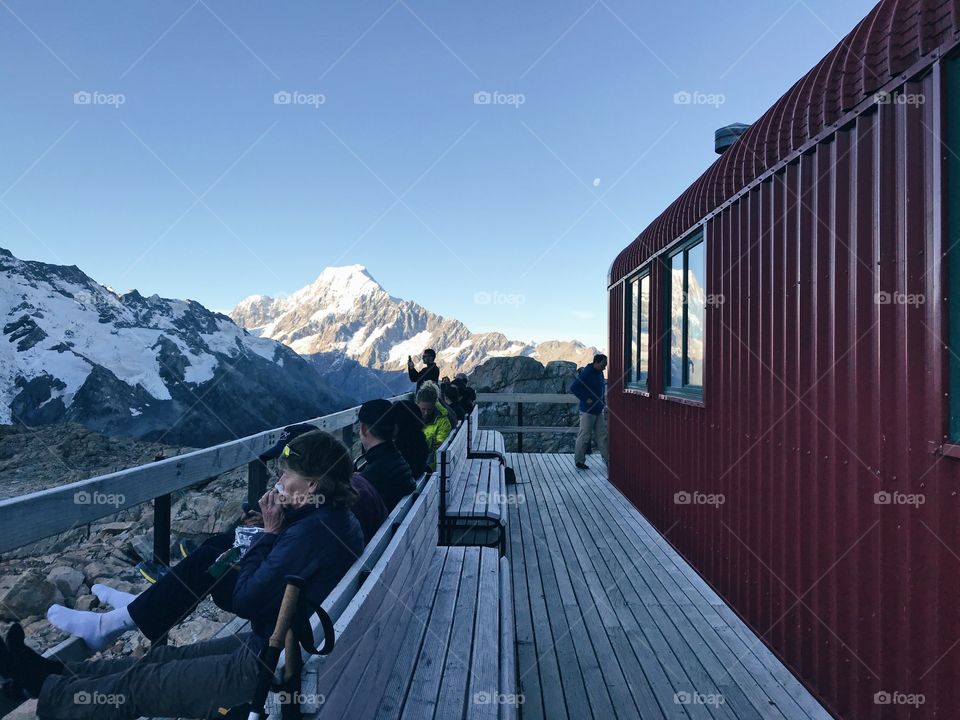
[442,383,466,424]
[570,354,609,470]
[452,373,476,413]
[407,348,440,389]
[392,399,430,477]
[350,472,389,542]
[355,399,417,511]
[16,431,363,720]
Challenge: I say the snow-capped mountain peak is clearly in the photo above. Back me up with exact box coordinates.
[230,268,599,374]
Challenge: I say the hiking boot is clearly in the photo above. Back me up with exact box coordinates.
[575,461,589,470]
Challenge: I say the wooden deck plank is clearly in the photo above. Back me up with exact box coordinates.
[509,454,569,720]
[506,457,543,720]
[533,453,678,718]
[576,472,778,718]
[512,455,596,719]
[584,471,829,719]
[523,454,637,719]
[506,453,831,720]
[539,454,736,720]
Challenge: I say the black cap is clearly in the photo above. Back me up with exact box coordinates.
[259,423,318,461]
[358,399,395,430]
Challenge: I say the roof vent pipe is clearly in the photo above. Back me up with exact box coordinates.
[715,123,751,154]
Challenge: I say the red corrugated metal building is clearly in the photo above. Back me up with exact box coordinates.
[607,1,960,717]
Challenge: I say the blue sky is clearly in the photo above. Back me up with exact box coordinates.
[0,0,877,349]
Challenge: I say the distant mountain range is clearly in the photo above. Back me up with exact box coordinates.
[1,248,598,447]
[230,265,599,375]
[0,248,348,446]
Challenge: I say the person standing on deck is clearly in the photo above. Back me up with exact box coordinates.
[570,354,609,470]
[407,349,440,389]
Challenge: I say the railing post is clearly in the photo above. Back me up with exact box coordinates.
[341,424,356,455]
[248,458,268,507]
[517,401,524,453]
[152,454,171,646]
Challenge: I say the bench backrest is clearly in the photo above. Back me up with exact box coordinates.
[303,475,440,714]
[467,405,479,450]
[313,473,428,627]
[440,421,469,486]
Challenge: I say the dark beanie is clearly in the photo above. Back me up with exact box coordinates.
[358,399,396,438]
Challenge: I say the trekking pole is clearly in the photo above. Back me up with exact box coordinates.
[247,578,302,720]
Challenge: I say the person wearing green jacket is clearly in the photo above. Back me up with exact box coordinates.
[416,381,453,470]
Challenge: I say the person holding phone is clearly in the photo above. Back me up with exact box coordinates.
[407,348,440,390]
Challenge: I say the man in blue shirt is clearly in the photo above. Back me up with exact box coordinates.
[570,354,609,470]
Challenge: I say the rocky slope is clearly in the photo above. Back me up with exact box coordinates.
[1,248,351,447]
[0,423,247,703]
[230,265,600,376]
[468,356,582,453]
[309,351,411,402]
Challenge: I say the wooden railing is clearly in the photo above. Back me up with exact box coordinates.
[475,392,580,452]
[0,394,411,557]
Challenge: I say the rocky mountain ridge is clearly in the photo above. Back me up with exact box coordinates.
[1,247,350,447]
[230,265,600,375]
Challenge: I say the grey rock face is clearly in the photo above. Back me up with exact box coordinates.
[469,356,581,453]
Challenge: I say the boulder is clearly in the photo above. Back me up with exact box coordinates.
[74,594,100,611]
[46,566,85,597]
[0,571,57,620]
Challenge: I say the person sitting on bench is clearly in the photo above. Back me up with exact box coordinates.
[392,399,430,478]
[1,430,363,720]
[354,399,416,511]
[416,382,453,471]
[258,425,385,545]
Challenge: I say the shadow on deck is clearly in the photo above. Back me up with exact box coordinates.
[506,453,831,720]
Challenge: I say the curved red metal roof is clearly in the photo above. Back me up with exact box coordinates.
[610,0,960,285]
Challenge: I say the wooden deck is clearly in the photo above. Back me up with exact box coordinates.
[507,453,831,720]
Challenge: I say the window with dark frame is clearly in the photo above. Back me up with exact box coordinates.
[948,52,960,441]
[624,268,650,390]
[664,229,706,399]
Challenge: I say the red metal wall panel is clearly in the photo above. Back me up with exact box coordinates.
[607,66,960,719]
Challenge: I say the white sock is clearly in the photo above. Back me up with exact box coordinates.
[46,605,135,651]
[91,583,137,609]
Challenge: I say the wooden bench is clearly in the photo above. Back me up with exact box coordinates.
[466,407,507,460]
[438,422,508,553]
[289,474,517,720]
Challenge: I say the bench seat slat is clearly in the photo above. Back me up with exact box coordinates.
[397,547,471,720]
